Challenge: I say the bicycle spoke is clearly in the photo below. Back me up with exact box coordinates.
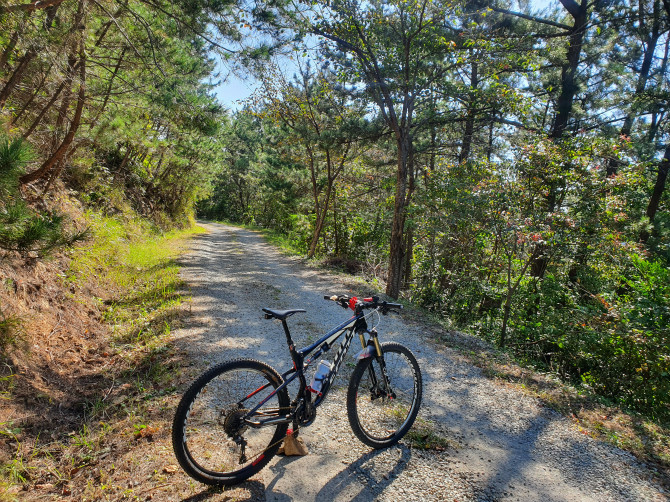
[172,359,289,485]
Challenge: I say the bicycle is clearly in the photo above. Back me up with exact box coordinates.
[171,294,423,486]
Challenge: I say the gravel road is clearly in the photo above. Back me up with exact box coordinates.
[173,222,667,502]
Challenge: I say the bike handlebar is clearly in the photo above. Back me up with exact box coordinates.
[323,294,403,314]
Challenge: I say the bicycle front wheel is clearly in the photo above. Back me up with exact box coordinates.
[347,342,422,448]
[172,358,290,485]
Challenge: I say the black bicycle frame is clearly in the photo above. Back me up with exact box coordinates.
[241,311,371,427]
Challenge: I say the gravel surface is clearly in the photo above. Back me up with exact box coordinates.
[172,222,667,502]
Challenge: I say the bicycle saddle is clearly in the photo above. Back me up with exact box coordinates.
[262,308,306,320]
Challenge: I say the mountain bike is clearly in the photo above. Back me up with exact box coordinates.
[171,294,423,486]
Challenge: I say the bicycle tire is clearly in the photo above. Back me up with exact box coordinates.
[346,342,422,448]
[172,358,290,485]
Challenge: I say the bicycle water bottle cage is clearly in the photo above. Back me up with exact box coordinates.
[262,308,306,320]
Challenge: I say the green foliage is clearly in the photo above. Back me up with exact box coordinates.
[0,308,24,353]
[68,212,205,343]
[0,138,31,194]
[0,136,83,254]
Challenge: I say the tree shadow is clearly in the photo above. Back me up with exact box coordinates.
[317,446,412,501]
[181,480,267,502]
[260,446,412,501]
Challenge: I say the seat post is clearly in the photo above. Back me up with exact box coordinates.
[280,319,294,348]
[281,319,304,377]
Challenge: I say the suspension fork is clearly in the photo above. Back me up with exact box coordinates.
[363,328,394,398]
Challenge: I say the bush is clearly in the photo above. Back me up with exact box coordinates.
[0,135,87,254]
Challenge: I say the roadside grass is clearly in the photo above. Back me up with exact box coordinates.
[404,418,452,451]
[0,214,207,500]
[387,405,452,451]
[69,213,206,344]
[0,310,24,354]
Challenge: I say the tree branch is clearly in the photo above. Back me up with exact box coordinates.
[488,6,572,30]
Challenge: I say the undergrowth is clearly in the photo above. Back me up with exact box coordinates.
[0,212,205,499]
[68,213,205,343]
[0,309,23,353]
[0,135,87,255]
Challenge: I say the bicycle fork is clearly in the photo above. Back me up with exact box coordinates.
[358,328,396,400]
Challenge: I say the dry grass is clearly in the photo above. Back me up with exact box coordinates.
[0,210,228,501]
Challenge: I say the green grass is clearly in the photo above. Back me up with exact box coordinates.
[387,406,452,451]
[0,425,34,485]
[68,213,206,343]
[404,419,452,451]
[0,313,23,353]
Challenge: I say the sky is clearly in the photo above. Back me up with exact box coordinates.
[213,0,559,111]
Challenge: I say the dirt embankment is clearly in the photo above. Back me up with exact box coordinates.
[0,207,193,500]
[0,251,112,450]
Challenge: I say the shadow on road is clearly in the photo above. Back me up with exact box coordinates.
[180,480,266,501]
[260,445,412,501]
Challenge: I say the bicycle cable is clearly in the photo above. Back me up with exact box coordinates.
[364,307,381,331]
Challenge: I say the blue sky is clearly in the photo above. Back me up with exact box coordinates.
[213,0,559,111]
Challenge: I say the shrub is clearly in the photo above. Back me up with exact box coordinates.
[0,136,87,254]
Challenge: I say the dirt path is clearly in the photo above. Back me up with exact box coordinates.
[169,223,666,502]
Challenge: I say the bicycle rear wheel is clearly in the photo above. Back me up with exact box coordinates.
[172,358,290,485]
[346,342,422,448]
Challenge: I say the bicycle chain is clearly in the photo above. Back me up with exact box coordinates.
[235,425,301,465]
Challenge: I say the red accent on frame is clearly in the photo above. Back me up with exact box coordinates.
[245,384,266,400]
[348,297,358,311]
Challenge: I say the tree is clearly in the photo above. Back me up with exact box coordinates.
[259,62,366,257]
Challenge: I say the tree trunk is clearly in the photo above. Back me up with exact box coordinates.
[386,128,412,298]
[11,60,54,124]
[308,186,333,258]
[51,53,78,151]
[550,0,590,139]
[333,186,340,256]
[0,48,36,108]
[459,62,478,164]
[0,30,20,70]
[640,144,670,243]
[20,47,86,185]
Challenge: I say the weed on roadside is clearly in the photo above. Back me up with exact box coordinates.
[0,310,24,353]
[404,417,453,451]
[0,217,207,499]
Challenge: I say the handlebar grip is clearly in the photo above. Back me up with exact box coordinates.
[324,295,339,301]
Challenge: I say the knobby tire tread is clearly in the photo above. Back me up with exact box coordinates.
[346,342,422,448]
[171,358,289,486]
